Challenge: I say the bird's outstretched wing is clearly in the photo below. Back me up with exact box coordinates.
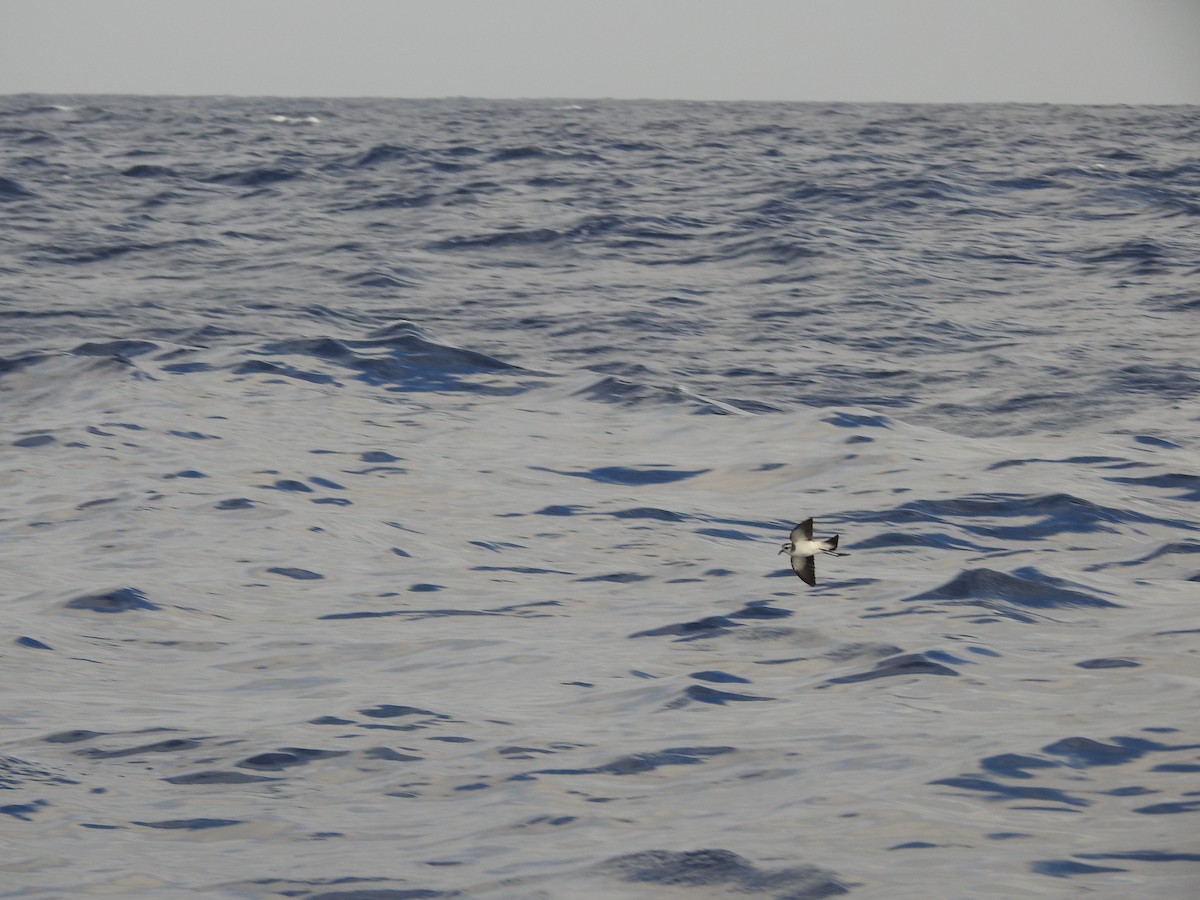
[792,554,816,587]
[790,518,814,543]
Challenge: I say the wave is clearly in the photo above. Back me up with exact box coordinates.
[234,321,539,393]
[0,175,37,200]
[572,375,756,414]
[902,567,1120,622]
[852,491,1193,537]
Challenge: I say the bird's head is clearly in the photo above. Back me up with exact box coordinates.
[778,542,792,555]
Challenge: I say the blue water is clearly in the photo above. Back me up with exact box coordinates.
[1,96,1198,898]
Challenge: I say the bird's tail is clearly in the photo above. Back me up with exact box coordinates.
[820,535,849,556]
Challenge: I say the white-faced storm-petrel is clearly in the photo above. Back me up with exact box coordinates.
[779,518,848,586]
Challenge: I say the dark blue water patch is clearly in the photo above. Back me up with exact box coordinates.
[630,615,741,640]
[426,225,564,253]
[1076,658,1140,669]
[532,746,735,778]
[0,801,49,822]
[0,175,37,199]
[575,572,651,583]
[120,164,178,178]
[965,645,1001,658]
[43,730,106,744]
[824,411,892,428]
[468,540,525,551]
[409,583,443,592]
[362,748,423,763]
[729,601,792,620]
[168,429,220,440]
[924,649,974,666]
[1089,540,1200,573]
[1102,786,1157,797]
[133,818,243,830]
[930,777,1089,808]
[1042,735,1192,769]
[571,375,749,413]
[980,754,1061,780]
[889,842,939,850]
[78,737,203,759]
[691,671,751,684]
[234,359,338,384]
[341,143,417,168]
[534,504,585,516]
[611,507,688,521]
[903,568,1119,621]
[72,339,160,358]
[672,685,774,706]
[65,587,159,613]
[0,351,50,377]
[694,527,759,541]
[359,705,448,720]
[1030,859,1127,878]
[718,515,812,535]
[515,814,577,829]
[473,565,574,575]
[311,497,351,506]
[67,496,114,510]
[1104,472,1200,501]
[309,476,346,490]
[820,652,959,686]
[13,434,55,448]
[215,498,255,510]
[852,531,994,552]
[361,450,403,463]
[1134,435,1181,449]
[1133,799,1200,814]
[862,491,1194,538]
[16,636,52,650]
[1080,850,1200,863]
[164,469,206,479]
[988,455,1131,470]
[1110,362,1200,399]
[266,567,323,580]
[535,465,709,485]
[32,237,215,266]
[321,608,496,621]
[206,167,300,188]
[238,748,348,770]
[596,848,848,897]
[260,479,313,492]
[164,771,280,785]
[245,323,531,393]
[391,547,412,558]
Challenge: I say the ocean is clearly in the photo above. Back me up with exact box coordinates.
[1,95,1197,899]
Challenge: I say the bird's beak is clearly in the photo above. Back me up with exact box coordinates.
[777,547,786,555]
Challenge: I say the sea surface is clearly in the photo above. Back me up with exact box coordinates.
[1,96,1198,899]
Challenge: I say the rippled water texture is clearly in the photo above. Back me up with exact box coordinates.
[1,97,1198,898]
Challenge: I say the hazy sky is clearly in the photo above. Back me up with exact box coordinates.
[3,0,1199,103]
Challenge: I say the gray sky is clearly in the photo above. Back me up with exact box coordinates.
[3,0,1199,103]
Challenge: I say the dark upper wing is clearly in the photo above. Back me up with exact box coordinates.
[792,554,816,587]
[790,518,814,542]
